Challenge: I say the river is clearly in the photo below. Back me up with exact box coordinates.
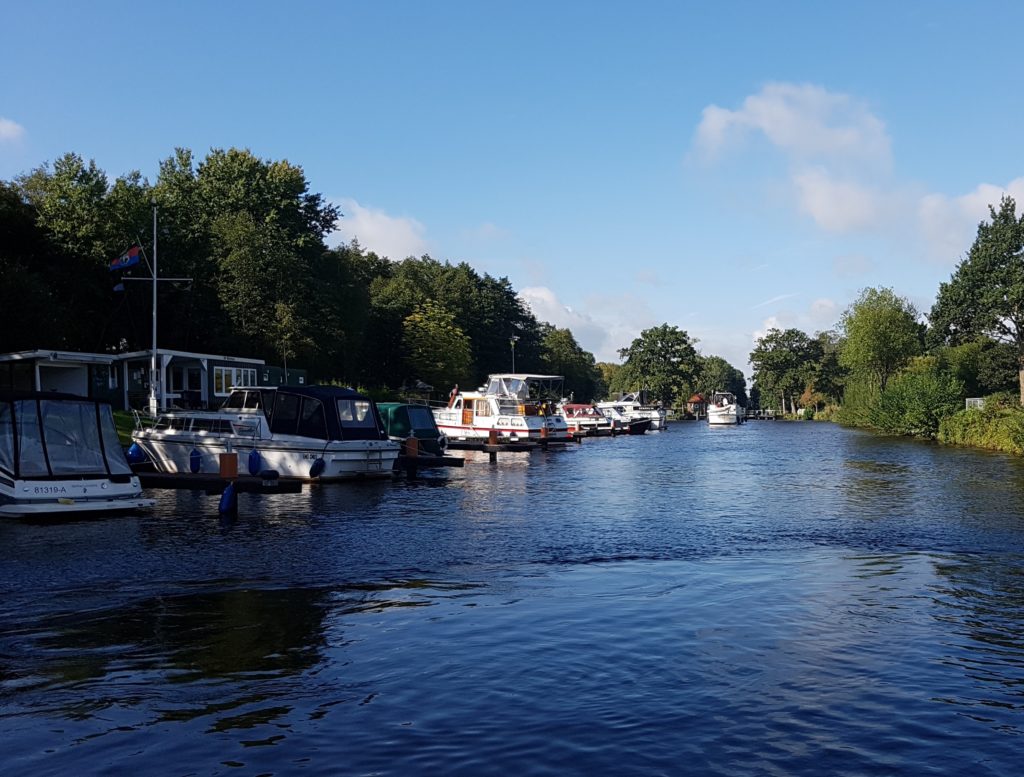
[2,422,1024,776]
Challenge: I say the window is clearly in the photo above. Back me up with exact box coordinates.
[213,366,258,396]
[243,391,261,410]
[337,399,375,427]
[224,391,245,409]
[297,398,327,439]
[475,399,492,417]
[14,401,48,477]
[407,406,435,430]
[41,400,106,476]
[271,393,301,435]
[0,403,13,474]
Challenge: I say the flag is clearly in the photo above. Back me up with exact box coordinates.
[113,282,125,292]
[110,245,141,271]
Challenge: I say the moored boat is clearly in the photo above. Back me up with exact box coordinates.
[0,391,153,517]
[707,391,743,425]
[432,374,571,442]
[377,402,448,457]
[595,391,667,430]
[559,403,614,436]
[131,385,400,480]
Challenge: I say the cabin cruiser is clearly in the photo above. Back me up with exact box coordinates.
[377,402,448,457]
[595,391,667,430]
[559,403,614,436]
[432,374,571,442]
[131,386,400,480]
[707,391,744,425]
[594,404,651,434]
[0,391,153,517]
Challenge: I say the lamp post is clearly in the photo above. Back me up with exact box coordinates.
[510,335,520,373]
[149,199,159,417]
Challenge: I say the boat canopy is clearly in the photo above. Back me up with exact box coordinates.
[0,392,132,479]
[482,374,564,401]
[377,403,439,438]
[218,386,387,441]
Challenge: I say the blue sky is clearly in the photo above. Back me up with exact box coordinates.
[3,1,1023,374]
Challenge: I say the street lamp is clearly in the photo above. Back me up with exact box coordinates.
[510,335,520,373]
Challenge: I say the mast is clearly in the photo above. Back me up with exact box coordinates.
[149,200,158,416]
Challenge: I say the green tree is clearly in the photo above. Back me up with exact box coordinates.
[929,196,1024,404]
[750,328,817,414]
[540,326,602,401]
[616,324,700,405]
[402,300,472,390]
[695,355,747,404]
[839,287,921,391]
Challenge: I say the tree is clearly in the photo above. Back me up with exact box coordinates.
[616,324,700,405]
[695,355,747,404]
[750,328,817,414]
[930,196,1024,404]
[540,326,602,402]
[840,287,921,391]
[402,300,472,391]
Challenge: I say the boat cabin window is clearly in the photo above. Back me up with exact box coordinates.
[337,398,375,428]
[223,391,246,410]
[244,391,261,410]
[296,398,328,439]
[452,398,462,410]
[0,403,13,474]
[270,393,301,435]
[406,405,435,430]
[3,399,132,478]
[474,399,492,417]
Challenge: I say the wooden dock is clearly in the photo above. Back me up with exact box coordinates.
[137,471,302,495]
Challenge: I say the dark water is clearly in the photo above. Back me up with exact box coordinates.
[3,423,1024,776]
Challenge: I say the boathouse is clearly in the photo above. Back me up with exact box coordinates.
[0,348,306,412]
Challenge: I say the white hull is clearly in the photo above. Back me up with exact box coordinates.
[432,409,570,442]
[0,477,154,518]
[595,403,667,430]
[133,434,399,480]
[707,405,742,425]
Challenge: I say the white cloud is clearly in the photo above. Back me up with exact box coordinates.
[792,168,887,232]
[461,221,508,241]
[918,177,1024,263]
[519,285,657,362]
[0,117,25,143]
[329,198,429,260]
[694,82,890,166]
[809,297,839,326]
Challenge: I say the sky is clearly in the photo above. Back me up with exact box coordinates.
[3,1,1024,375]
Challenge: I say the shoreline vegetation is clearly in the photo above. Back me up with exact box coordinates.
[5,148,1024,459]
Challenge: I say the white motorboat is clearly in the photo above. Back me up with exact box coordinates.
[432,374,571,442]
[559,403,614,436]
[707,391,744,425]
[131,386,400,480]
[0,391,153,517]
[595,391,667,430]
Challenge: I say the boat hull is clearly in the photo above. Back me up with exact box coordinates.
[0,477,154,518]
[132,434,399,481]
[707,405,742,425]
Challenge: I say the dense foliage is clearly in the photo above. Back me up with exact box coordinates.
[1,148,749,407]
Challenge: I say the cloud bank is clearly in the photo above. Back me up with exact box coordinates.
[330,198,429,260]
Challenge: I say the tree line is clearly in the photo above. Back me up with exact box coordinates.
[0,148,749,406]
[748,196,1024,441]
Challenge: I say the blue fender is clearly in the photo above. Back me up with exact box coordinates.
[125,442,148,465]
[218,482,238,515]
[247,449,262,476]
[309,458,326,478]
[189,448,202,473]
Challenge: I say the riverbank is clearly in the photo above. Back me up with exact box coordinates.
[938,397,1024,455]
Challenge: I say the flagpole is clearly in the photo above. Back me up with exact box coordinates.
[150,199,158,416]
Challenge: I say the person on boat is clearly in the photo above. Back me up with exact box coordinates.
[448,384,459,408]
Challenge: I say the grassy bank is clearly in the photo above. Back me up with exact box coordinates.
[938,395,1024,455]
[113,410,136,447]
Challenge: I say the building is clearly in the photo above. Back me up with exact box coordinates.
[0,349,306,412]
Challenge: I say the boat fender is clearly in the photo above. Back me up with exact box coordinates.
[309,458,326,478]
[247,449,262,476]
[189,448,202,473]
[218,482,238,515]
[125,442,148,465]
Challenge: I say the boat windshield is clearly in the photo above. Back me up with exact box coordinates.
[337,398,375,428]
[406,405,436,431]
[0,399,131,478]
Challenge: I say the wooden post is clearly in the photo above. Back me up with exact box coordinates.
[488,430,498,445]
[219,452,238,480]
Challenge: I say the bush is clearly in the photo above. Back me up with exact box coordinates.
[867,368,964,438]
[938,397,1024,455]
